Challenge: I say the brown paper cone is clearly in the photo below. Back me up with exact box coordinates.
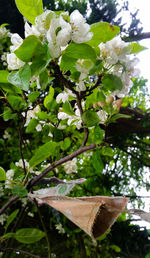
[40,196,128,239]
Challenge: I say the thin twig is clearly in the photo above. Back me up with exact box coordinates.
[0,143,96,215]
[34,199,51,258]
[0,248,42,258]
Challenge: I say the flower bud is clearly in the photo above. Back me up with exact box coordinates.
[93,103,98,108]
[106,96,114,104]
[98,101,104,108]
[113,99,123,111]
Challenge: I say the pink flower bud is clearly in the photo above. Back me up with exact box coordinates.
[98,101,104,108]
[106,96,114,104]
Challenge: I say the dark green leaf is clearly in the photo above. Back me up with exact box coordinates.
[94,126,105,144]
[82,110,100,127]
[5,209,19,231]
[92,149,104,173]
[28,91,40,102]
[102,74,123,91]
[15,228,45,244]
[29,141,58,167]
[12,185,28,197]
[7,95,26,111]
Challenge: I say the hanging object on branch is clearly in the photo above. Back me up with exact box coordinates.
[29,178,128,239]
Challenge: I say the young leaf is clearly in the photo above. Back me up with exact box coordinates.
[0,233,16,240]
[82,110,100,127]
[64,43,96,62]
[60,54,77,72]
[62,101,75,116]
[29,141,58,167]
[12,185,28,197]
[92,149,104,173]
[88,22,120,47]
[129,42,148,54]
[15,0,43,25]
[4,209,19,231]
[25,118,38,133]
[44,86,54,109]
[28,91,40,102]
[60,137,71,151]
[101,147,114,157]
[15,228,45,244]
[8,64,31,91]
[102,74,123,91]
[0,167,6,181]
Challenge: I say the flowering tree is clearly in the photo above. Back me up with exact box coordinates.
[0,0,150,257]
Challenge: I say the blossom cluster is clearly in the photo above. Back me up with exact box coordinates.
[7,9,93,70]
[99,37,140,97]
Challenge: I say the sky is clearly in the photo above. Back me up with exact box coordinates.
[117,0,150,228]
[117,0,150,90]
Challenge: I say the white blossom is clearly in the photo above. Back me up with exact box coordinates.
[55,223,65,234]
[64,158,77,174]
[24,105,40,126]
[35,10,55,35]
[7,33,24,70]
[70,10,93,43]
[56,88,75,103]
[99,36,140,96]
[47,15,71,58]
[5,169,14,189]
[97,110,108,124]
[0,27,9,39]
[3,130,11,139]
[25,22,41,38]
[35,124,42,132]
[15,159,29,169]
[0,185,4,197]
[58,106,82,130]
[7,53,24,70]
[0,214,8,225]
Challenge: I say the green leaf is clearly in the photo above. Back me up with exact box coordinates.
[29,141,58,167]
[102,74,123,91]
[15,228,45,244]
[28,91,40,102]
[110,113,131,123]
[94,126,105,144]
[0,232,16,240]
[15,36,42,62]
[101,147,114,157]
[88,22,120,47]
[12,185,28,197]
[92,149,104,173]
[5,209,19,231]
[145,253,150,258]
[129,42,148,54]
[39,70,49,90]
[0,70,9,83]
[7,95,26,111]
[25,118,38,133]
[8,64,31,91]
[62,101,75,116]
[110,244,121,253]
[3,107,16,121]
[82,111,100,127]
[64,43,96,62]
[31,43,51,76]
[60,54,77,72]
[15,0,43,25]
[44,86,54,109]
[60,137,71,151]
[0,167,6,181]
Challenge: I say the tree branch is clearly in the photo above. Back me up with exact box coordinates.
[0,143,96,215]
[124,32,150,42]
[0,248,43,258]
